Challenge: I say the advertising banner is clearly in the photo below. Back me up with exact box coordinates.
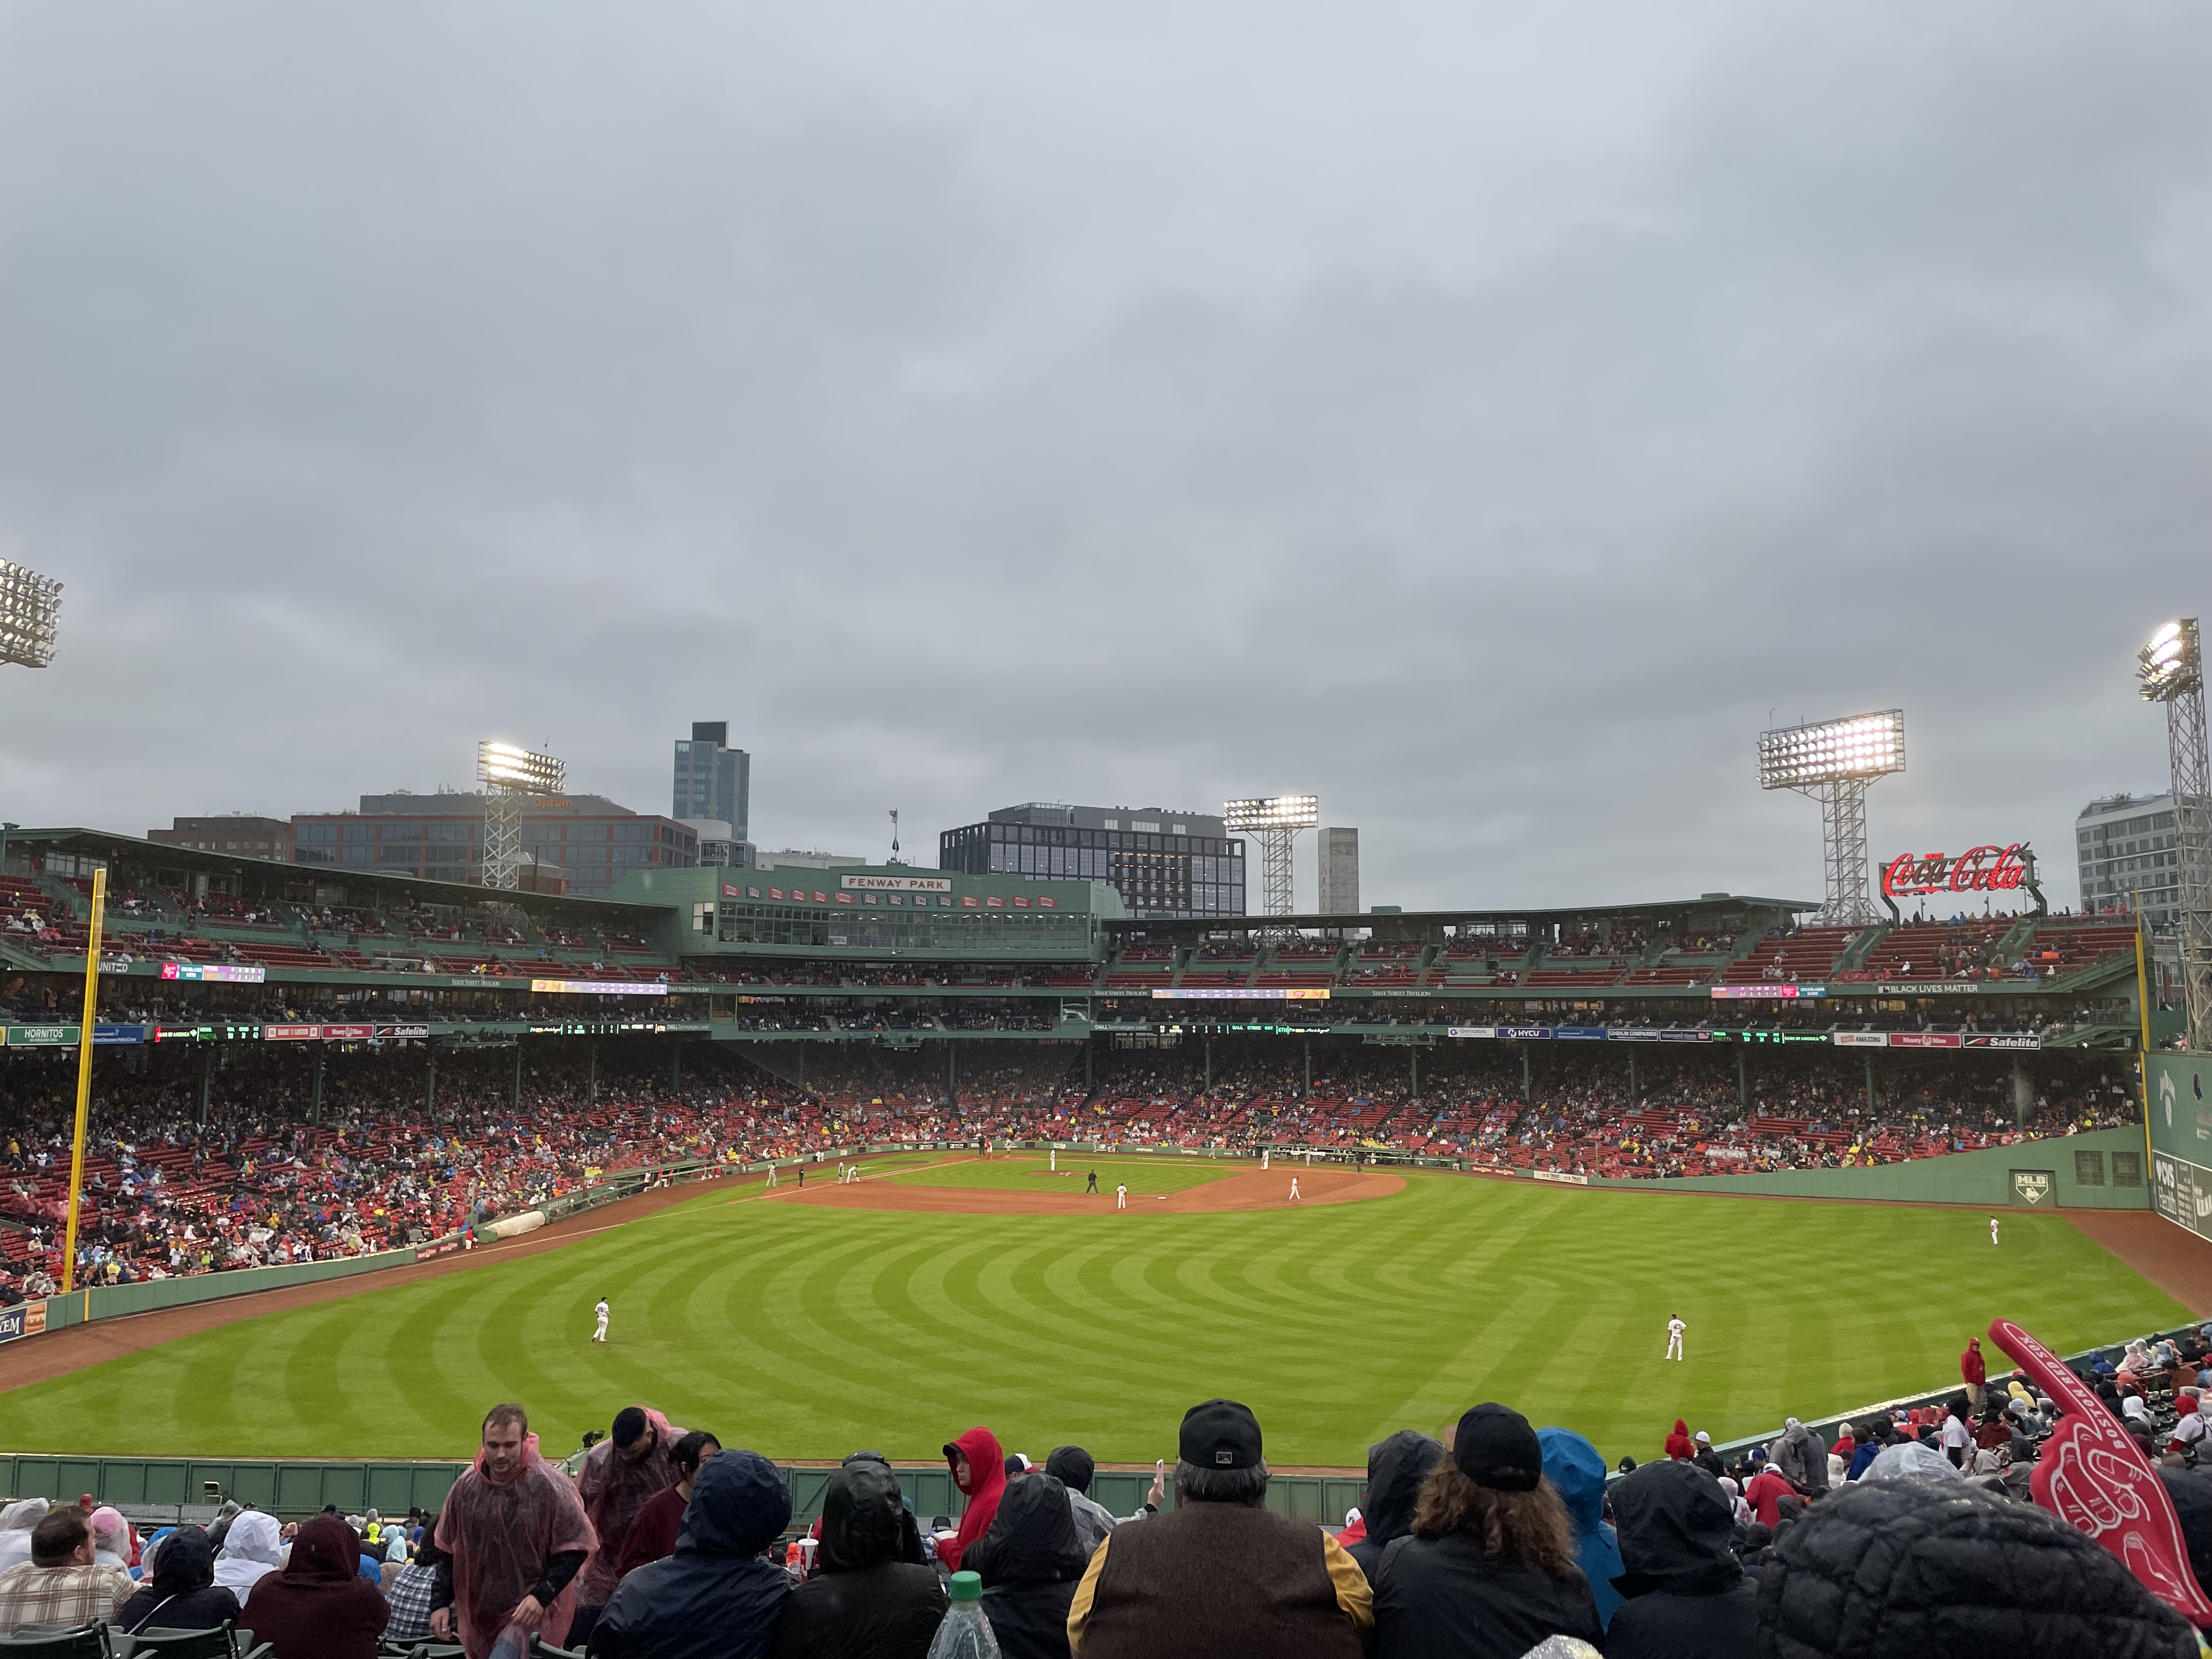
[3,1025,78,1046]
[528,979,670,997]
[1498,1026,1553,1041]
[321,1024,375,1040]
[1833,1031,1891,1048]
[1889,1032,1965,1049]
[1531,1170,1590,1186]
[263,1025,321,1041]
[1447,1026,1498,1039]
[1963,1034,2041,1050]
[2010,1169,2056,1206]
[160,962,266,983]
[92,1024,148,1045]
[1554,1026,1609,1040]
[0,1301,47,1344]
[1148,988,1330,1001]
[375,1024,431,1041]
[1711,985,1825,1000]
[2148,1052,2212,1243]
[1874,982,1981,995]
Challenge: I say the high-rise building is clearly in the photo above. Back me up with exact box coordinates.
[148,815,294,862]
[2078,793,2180,927]
[938,802,1243,919]
[294,791,697,899]
[1318,827,1359,915]
[673,722,749,842]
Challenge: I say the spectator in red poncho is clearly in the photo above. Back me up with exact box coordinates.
[1745,1463,1796,1529]
[1664,1420,1693,1462]
[939,1425,1007,1573]
[433,1403,597,1658]
[1961,1337,1989,1413]
[571,1405,684,1650]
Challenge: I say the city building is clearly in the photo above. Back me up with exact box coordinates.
[937,802,1243,919]
[673,722,749,842]
[294,790,697,899]
[148,815,294,862]
[680,819,754,870]
[2078,793,2180,928]
[758,848,868,871]
[1318,827,1359,915]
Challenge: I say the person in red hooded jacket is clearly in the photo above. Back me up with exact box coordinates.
[939,1426,1007,1573]
[1663,1420,1692,1462]
[1961,1337,1988,1414]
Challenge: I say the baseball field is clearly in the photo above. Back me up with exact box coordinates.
[0,1154,2187,1466]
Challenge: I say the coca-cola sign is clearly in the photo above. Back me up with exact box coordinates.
[1880,843,2029,899]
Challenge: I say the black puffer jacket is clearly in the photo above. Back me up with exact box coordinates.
[968,1472,1092,1659]
[1348,1431,1447,1585]
[769,1464,944,1659]
[2159,1466,2212,1594]
[1757,1478,2198,1659]
[1602,1460,1757,1659]
[591,1452,793,1659]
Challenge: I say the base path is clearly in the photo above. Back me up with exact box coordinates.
[765,1163,1403,1216]
[2065,1209,2212,1316]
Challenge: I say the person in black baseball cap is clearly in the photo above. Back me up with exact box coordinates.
[1366,1404,1604,1659]
[1066,1398,1373,1655]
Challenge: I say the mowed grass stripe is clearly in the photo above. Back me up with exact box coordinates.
[0,1174,2183,1465]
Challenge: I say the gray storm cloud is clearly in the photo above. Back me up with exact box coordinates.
[0,0,2204,909]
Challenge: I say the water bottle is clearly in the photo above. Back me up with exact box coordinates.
[926,1570,1001,1659]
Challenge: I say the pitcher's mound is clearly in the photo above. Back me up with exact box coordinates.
[765,1163,1402,1216]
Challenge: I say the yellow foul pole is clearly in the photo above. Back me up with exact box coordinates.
[2135,893,2156,1184]
[60,865,108,1294]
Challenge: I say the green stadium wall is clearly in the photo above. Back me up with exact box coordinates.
[0,1455,1356,1533]
[1587,1125,2150,1208]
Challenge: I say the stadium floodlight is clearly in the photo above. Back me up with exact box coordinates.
[1758,710,1904,927]
[2138,620,2212,1052]
[0,558,63,669]
[477,741,565,890]
[1225,795,1319,918]
[477,741,566,795]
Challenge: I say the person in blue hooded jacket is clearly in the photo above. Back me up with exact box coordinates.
[1537,1426,1624,1630]
[590,1449,793,1659]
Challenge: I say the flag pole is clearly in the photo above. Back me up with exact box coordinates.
[60,865,107,1294]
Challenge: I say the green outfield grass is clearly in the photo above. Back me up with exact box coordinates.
[0,1168,2185,1467]
[881,1153,1236,1195]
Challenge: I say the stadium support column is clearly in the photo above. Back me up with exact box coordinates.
[311,1048,324,1127]
[672,1042,681,1092]
[426,1046,437,1114]
[1628,1052,1638,1104]
[1204,1038,1212,1092]
[588,1040,597,1104]
[512,1046,522,1113]
[1083,1036,1091,1091]
[1520,1047,1530,1103]
[1736,1046,1747,1112]
[1865,1054,1876,1114]
[198,1049,212,1126]
[1304,1040,1312,1096]
[1410,1049,1419,1100]
[2012,1058,2033,1127]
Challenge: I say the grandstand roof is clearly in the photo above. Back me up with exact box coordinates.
[1,826,670,920]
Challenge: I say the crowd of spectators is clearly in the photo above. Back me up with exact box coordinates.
[0,1041,2144,1297]
[12,1344,2212,1658]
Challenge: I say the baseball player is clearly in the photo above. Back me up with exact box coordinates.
[592,1297,610,1344]
[1665,1313,1685,1362]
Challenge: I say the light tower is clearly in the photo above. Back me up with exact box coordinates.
[0,558,63,669]
[1224,794,1319,917]
[476,741,565,890]
[2140,619,2212,1052]
[1757,710,1905,926]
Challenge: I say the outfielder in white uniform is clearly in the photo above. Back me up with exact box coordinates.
[1116,1183,1127,1211]
[1289,1177,1301,1202]
[592,1297,610,1344]
[1665,1314,1685,1361]
[1990,1216,2000,1245]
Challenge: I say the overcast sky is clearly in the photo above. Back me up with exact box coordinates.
[1,1,2205,912]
